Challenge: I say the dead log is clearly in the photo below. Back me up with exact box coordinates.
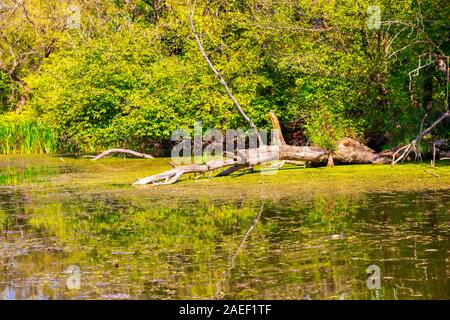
[92,148,153,160]
[333,138,390,164]
[133,158,237,186]
[132,111,390,186]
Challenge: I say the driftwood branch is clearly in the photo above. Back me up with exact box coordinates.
[392,111,450,165]
[92,148,153,161]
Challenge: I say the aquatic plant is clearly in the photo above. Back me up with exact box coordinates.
[0,114,57,154]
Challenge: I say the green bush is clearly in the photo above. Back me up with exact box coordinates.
[303,108,363,151]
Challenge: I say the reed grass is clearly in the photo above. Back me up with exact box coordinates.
[0,117,57,154]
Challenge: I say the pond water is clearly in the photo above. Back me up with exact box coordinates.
[0,156,449,300]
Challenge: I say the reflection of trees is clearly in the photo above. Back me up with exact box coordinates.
[0,189,449,299]
[215,201,264,299]
[215,195,366,299]
[0,166,60,185]
[0,188,71,300]
[2,193,270,299]
[0,187,33,238]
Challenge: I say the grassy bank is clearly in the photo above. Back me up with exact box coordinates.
[2,155,448,206]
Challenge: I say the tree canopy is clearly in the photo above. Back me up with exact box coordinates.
[0,0,448,153]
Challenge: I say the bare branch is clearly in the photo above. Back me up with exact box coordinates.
[381,20,443,55]
[388,40,426,59]
[187,0,263,146]
[412,111,450,144]
[392,111,450,166]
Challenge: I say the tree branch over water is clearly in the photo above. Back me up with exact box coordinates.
[187,0,263,146]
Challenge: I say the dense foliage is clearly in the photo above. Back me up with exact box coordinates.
[0,0,448,153]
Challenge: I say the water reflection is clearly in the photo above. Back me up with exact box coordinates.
[0,158,449,300]
[0,156,73,185]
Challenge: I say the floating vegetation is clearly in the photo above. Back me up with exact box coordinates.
[0,157,449,299]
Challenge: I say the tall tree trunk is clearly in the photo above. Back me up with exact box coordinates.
[14,77,30,113]
[153,0,159,21]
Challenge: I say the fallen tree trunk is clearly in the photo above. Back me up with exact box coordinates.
[132,147,324,186]
[333,137,391,165]
[95,4,392,186]
[92,148,153,160]
[131,111,390,186]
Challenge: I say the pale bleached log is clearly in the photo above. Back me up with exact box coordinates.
[93,148,153,160]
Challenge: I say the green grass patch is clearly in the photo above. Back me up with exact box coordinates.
[0,114,57,154]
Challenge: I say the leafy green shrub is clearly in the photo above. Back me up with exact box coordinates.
[304,108,363,151]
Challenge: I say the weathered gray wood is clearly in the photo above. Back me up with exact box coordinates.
[92,148,153,160]
[132,112,392,186]
[392,111,450,165]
